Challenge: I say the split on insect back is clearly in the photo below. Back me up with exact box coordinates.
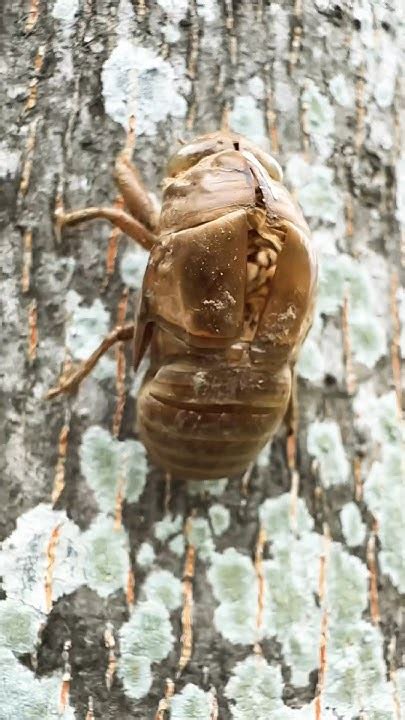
[47,130,317,481]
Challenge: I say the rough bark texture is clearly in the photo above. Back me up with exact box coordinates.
[1,1,404,719]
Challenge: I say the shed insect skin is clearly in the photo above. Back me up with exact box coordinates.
[48,131,317,480]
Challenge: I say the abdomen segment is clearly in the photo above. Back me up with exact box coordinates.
[136,359,291,480]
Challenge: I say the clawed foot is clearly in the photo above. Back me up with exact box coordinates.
[46,364,87,399]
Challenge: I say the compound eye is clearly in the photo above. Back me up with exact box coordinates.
[166,133,236,176]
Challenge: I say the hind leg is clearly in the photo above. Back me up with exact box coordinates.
[46,323,135,399]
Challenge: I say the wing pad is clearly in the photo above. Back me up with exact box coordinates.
[133,209,249,367]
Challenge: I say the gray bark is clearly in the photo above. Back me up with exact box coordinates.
[1,1,404,719]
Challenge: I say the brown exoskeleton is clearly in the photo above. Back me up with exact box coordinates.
[48,131,317,480]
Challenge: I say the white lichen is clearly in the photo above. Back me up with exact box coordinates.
[154,513,183,542]
[326,620,394,715]
[188,517,215,560]
[208,504,230,536]
[157,0,188,14]
[65,294,115,381]
[188,478,228,496]
[248,77,265,100]
[340,502,366,548]
[396,668,405,706]
[52,0,80,34]
[372,35,399,109]
[230,95,269,149]
[216,488,394,714]
[298,338,325,384]
[323,252,373,314]
[196,0,218,23]
[225,655,340,718]
[0,504,84,614]
[259,493,314,539]
[379,508,405,596]
[225,655,284,719]
[208,549,257,605]
[116,0,134,36]
[307,420,350,488]
[312,227,339,256]
[157,0,188,43]
[136,542,156,568]
[79,425,118,510]
[257,495,322,683]
[0,143,21,178]
[119,600,174,662]
[316,253,387,367]
[118,598,176,699]
[397,288,405,358]
[256,441,272,468]
[325,630,395,715]
[349,314,386,368]
[355,381,404,592]
[102,41,187,133]
[286,156,342,225]
[302,79,335,157]
[143,569,182,611]
[0,599,44,656]
[124,439,148,502]
[354,388,401,446]
[364,444,405,591]
[119,247,149,289]
[317,254,350,316]
[329,73,354,107]
[324,542,394,715]
[327,543,368,623]
[208,550,259,645]
[170,683,212,720]
[82,515,130,598]
[66,295,109,360]
[168,533,185,557]
[117,654,152,701]
[213,600,260,645]
[262,539,321,684]
[80,426,147,513]
[0,648,76,719]
[157,0,188,17]
[275,79,297,113]
[364,445,402,518]
[344,252,383,316]
[369,117,394,152]
[345,261,376,315]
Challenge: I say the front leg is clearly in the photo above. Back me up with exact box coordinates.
[114,152,159,231]
[55,146,160,250]
[55,204,156,251]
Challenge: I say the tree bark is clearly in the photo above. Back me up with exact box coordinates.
[1,1,404,718]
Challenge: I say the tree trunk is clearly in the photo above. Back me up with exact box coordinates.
[1,1,403,718]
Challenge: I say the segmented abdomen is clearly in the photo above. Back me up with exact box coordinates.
[137,358,291,479]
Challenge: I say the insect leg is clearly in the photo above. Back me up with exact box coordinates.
[46,323,135,399]
[113,152,159,231]
[55,205,156,251]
